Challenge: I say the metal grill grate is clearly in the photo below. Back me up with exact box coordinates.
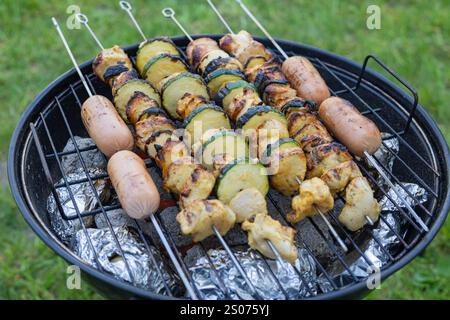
[25,37,443,300]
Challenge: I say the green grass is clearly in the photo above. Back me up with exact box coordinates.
[0,0,448,299]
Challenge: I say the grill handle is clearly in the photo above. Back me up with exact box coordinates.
[355,54,419,134]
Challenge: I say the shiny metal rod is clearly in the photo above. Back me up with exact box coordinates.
[52,17,93,97]
[162,7,194,42]
[75,13,105,50]
[119,1,147,41]
[207,0,235,34]
[235,0,288,60]
[150,214,199,299]
[364,151,428,231]
[295,176,348,252]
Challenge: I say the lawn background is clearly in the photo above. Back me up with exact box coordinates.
[0,0,448,299]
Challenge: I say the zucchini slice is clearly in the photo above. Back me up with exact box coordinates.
[215,80,257,107]
[114,79,161,122]
[205,69,246,98]
[111,69,140,96]
[197,49,230,75]
[160,72,210,119]
[196,131,248,169]
[236,105,287,133]
[261,138,299,163]
[183,105,231,146]
[216,158,269,204]
[203,57,243,78]
[136,38,180,74]
[142,54,188,87]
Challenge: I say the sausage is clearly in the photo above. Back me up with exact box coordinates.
[318,97,382,157]
[81,95,134,158]
[282,56,330,105]
[107,150,160,219]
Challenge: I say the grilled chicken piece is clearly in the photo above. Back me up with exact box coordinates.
[287,177,334,223]
[92,45,133,85]
[287,110,319,136]
[228,188,268,223]
[293,121,334,152]
[186,38,220,70]
[176,199,236,242]
[176,93,208,119]
[246,59,285,84]
[242,214,298,264]
[225,88,262,122]
[321,160,362,194]
[180,167,216,207]
[163,157,198,194]
[306,142,353,178]
[155,140,190,177]
[257,119,290,159]
[263,83,298,110]
[338,177,380,231]
[219,30,272,66]
[134,116,176,152]
[126,92,161,125]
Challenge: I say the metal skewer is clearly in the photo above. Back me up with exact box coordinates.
[160,5,307,280]
[295,177,348,252]
[206,2,370,241]
[73,12,200,300]
[119,1,147,41]
[216,0,427,232]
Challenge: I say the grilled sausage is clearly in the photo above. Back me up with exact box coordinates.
[282,56,330,105]
[107,150,160,219]
[81,95,134,158]
[319,97,382,157]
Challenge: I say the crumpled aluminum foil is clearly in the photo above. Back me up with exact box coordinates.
[380,183,428,212]
[72,226,179,294]
[372,133,399,172]
[188,247,317,300]
[47,167,109,244]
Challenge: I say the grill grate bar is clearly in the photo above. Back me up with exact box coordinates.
[54,172,109,189]
[267,193,358,282]
[46,144,98,158]
[35,117,107,273]
[255,250,292,299]
[313,57,439,176]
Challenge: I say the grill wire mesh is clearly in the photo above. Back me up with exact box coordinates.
[26,39,441,299]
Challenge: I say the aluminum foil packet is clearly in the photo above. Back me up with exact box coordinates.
[47,167,109,244]
[379,183,428,212]
[187,247,317,300]
[72,226,179,295]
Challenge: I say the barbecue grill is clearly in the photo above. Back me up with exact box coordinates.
[8,35,450,300]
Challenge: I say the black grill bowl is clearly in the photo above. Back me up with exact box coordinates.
[8,35,450,300]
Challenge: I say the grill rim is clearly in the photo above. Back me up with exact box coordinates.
[8,35,450,300]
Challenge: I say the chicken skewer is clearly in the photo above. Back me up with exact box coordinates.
[53,16,199,299]
[161,7,351,254]
[206,0,383,230]
[81,4,282,296]
[232,0,428,232]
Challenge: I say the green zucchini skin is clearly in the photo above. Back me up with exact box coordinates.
[205,69,246,84]
[236,105,285,128]
[194,130,241,160]
[203,57,241,78]
[256,77,289,96]
[262,138,299,160]
[142,53,188,78]
[137,37,179,54]
[103,64,131,83]
[182,104,226,127]
[215,80,257,106]
[281,98,317,114]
